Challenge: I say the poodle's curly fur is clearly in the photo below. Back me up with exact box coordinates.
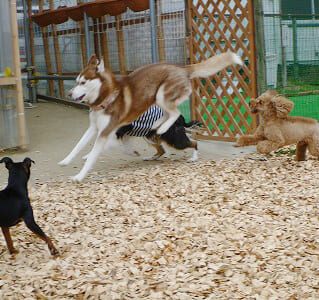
[234,90,319,161]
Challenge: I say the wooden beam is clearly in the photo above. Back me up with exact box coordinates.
[9,0,27,148]
[252,0,266,95]
[116,15,127,75]
[77,0,87,67]
[39,0,54,95]
[41,12,183,38]
[99,16,110,68]
[0,78,17,86]
[93,18,100,58]
[27,0,35,66]
[156,0,166,62]
[187,0,197,122]
[50,0,64,98]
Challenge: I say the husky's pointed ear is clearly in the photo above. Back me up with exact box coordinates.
[87,54,97,66]
[97,58,105,73]
[0,157,13,169]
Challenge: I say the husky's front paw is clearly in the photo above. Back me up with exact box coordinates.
[58,158,71,166]
[187,156,198,162]
[71,174,84,183]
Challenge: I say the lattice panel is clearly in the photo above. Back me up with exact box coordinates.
[188,0,257,141]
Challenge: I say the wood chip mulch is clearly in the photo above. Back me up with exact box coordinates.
[1,153,319,299]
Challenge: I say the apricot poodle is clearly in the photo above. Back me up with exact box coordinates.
[234,90,319,161]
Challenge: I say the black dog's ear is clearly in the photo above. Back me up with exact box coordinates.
[0,157,14,169]
[23,157,35,168]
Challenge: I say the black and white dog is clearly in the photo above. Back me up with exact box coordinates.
[115,105,202,161]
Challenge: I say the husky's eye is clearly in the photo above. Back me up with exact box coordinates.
[79,81,86,85]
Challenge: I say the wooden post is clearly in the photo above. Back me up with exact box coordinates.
[116,15,127,74]
[187,0,197,122]
[9,0,27,148]
[93,18,100,58]
[156,0,166,62]
[39,0,54,95]
[99,16,110,68]
[252,0,266,95]
[50,0,64,98]
[252,0,266,131]
[292,17,299,79]
[184,0,191,64]
[184,0,193,124]
[280,24,288,87]
[77,0,87,67]
[27,0,35,66]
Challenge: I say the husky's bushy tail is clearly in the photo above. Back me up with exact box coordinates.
[186,52,242,79]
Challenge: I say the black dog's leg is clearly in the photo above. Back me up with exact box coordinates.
[1,227,18,254]
[116,124,134,139]
[23,208,59,256]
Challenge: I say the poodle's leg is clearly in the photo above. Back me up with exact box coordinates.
[256,139,285,154]
[234,134,264,147]
[295,141,308,161]
[257,128,285,154]
[234,125,265,147]
[307,137,319,158]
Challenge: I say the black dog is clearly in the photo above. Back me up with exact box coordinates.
[116,115,201,160]
[0,157,58,256]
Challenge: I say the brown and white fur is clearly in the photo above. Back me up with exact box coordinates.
[234,90,319,161]
[59,53,242,182]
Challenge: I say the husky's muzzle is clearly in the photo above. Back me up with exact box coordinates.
[75,94,86,102]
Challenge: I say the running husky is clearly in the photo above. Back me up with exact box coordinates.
[59,53,242,182]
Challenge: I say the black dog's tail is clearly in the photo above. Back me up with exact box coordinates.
[174,115,202,129]
[184,120,202,128]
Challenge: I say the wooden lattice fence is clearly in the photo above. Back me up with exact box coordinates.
[188,0,258,141]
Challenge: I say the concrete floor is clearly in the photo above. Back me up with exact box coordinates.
[0,101,256,186]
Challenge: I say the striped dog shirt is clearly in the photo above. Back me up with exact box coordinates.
[125,105,164,136]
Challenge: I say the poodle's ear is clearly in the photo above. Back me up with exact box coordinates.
[266,90,278,97]
[272,96,294,118]
[249,97,257,107]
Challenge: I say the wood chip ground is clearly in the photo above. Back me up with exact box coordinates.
[1,152,319,299]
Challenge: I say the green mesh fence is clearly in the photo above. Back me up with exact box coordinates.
[263,12,319,120]
[182,11,319,128]
[179,97,253,134]
[178,100,191,123]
